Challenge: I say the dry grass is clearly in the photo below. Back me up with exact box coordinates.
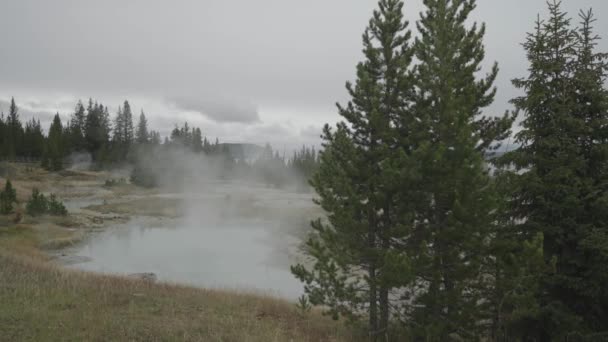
[0,226,360,342]
[0,254,357,342]
[85,197,183,218]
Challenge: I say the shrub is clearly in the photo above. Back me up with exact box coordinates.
[48,194,68,216]
[26,189,48,216]
[0,193,12,214]
[0,179,17,215]
[26,189,69,217]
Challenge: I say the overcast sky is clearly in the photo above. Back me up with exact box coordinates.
[1,0,607,150]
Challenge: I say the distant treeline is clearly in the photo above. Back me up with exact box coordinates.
[0,98,319,187]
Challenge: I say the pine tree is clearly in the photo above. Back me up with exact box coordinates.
[100,106,112,144]
[0,179,17,215]
[23,119,44,159]
[122,100,134,148]
[404,0,514,339]
[69,100,87,152]
[0,112,5,159]
[571,12,608,333]
[136,110,149,144]
[5,97,23,159]
[291,0,414,339]
[149,131,161,145]
[113,105,125,145]
[45,113,64,171]
[112,103,135,162]
[502,2,608,339]
[483,169,547,340]
[192,128,203,153]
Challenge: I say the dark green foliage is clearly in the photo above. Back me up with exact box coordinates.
[482,170,548,340]
[68,100,87,152]
[45,114,65,171]
[48,194,67,216]
[501,2,608,339]
[292,0,415,339]
[26,189,67,216]
[136,110,149,145]
[23,119,45,159]
[403,0,514,339]
[2,97,24,159]
[84,101,109,157]
[112,100,135,162]
[26,189,48,216]
[0,179,17,215]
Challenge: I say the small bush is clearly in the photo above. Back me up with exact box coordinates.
[26,189,68,217]
[0,179,17,215]
[296,295,312,316]
[48,194,68,216]
[0,193,12,215]
[26,189,48,216]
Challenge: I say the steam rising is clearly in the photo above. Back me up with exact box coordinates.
[69,145,316,298]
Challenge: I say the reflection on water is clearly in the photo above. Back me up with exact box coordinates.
[70,216,305,299]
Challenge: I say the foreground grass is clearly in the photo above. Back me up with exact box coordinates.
[0,226,358,342]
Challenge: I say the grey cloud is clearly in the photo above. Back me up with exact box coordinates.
[300,125,323,139]
[2,0,608,145]
[169,97,260,124]
[0,100,57,129]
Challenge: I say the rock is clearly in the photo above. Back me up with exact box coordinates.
[128,272,157,282]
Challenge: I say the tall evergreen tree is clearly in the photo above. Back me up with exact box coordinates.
[23,119,45,159]
[291,0,414,339]
[192,127,203,153]
[100,105,112,143]
[404,0,514,339]
[112,102,135,162]
[45,113,64,171]
[85,102,105,156]
[0,113,5,159]
[4,97,23,159]
[503,2,608,339]
[113,105,124,145]
[69,100,87,152]
[136,110,149,144]
[0,179,17,215]
[122,100,134,147]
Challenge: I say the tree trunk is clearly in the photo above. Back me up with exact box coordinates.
[378,202,391,341]
[379,286,389,341]
[368,201,379,341]
[369,262,378,342]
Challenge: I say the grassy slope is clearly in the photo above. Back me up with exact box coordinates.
[0,225,357,342]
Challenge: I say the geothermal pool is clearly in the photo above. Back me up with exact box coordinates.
[66,183,316,300]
